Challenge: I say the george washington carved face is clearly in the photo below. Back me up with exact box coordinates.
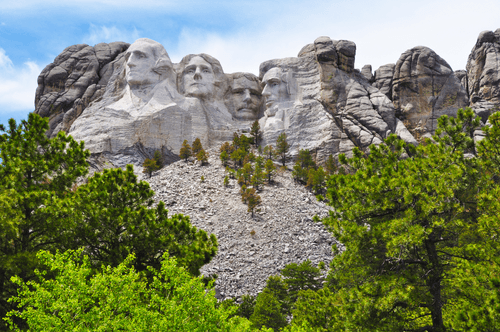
[125,38,173,87]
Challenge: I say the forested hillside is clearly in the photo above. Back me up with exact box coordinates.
[2,108,500,331]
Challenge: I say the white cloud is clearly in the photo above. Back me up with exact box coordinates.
[168,0,500,75]
[82,24,141,45]
[0,48,40,114]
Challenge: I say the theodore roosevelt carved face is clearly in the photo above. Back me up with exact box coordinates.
[230,73,262,120]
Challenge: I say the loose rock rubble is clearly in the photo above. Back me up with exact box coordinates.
[142,148,336,300]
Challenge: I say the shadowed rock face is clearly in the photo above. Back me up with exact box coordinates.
[466,29,500,123]
[392,46,468,139]
[34,42,130,137]
[372,64,395,100]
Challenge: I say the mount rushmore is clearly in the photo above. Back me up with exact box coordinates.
[34,29,500,168]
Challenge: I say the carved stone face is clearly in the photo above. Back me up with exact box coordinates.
[125,42,159,86]
[232,77,261,120]
[182,56,215,98]
[262,67,289,114]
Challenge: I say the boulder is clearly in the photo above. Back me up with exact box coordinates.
[392,46,468,139]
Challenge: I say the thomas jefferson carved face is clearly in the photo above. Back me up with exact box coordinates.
[125,42,160,86]
[182,56,216,98]
[231,76,261,120]
[262,67,289,114]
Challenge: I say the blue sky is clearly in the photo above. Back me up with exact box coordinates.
[1,0,499,127]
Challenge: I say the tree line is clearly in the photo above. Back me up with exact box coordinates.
[2,109,500,331]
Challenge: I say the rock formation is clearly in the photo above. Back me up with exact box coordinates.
[33,29,500,168]
[466,29,500,123]
[35,42,130,137]
[391,46,468,139]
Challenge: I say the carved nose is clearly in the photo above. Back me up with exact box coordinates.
[262,85,270,97]
[243,90,251,102]
[194,67,202,80]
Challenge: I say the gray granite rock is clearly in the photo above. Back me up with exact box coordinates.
[373,64,395,100]
[361,64,374,83]
[466,29,500,123]
[34,42,130,136]
[392,46,468,139]
[143,148,335,299]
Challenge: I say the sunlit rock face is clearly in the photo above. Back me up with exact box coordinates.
[34,42,130,137]
[391,46,468,139]
[466,29,500,123]
[35,36,427,167]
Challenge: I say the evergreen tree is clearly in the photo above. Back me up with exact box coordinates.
[68,165,218,276]
[250,291,287,331]
[296,149,316,169]
[237,294,256,319]
[306,166,326,194]
[230,148,246,168]
[324,154,337,175]
[251,162,265,190]
[242,188,261,217]
[292,162,309,184]
[309,108,488,331]
[153,150,163,168]
[240,163,254,186]
[223,175,229,187]
[197,148,209,165]
[276,133,290,166]
[263,145,276,161]
[264,159,276,183]
[250,120,262,146]
[220,150,229,167]
[179,140,192,161]
[142,158,159,178]
[0,114,89,328]
[192,137,203,156]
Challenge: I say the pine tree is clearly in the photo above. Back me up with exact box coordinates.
[306,166,326,194]
[179,139,192,161]
[0,113,90,328]
[250,120,262,146]
[69,165,218,276]
[325,154,337,175]
[276,133,290,166]
[223,175,229,187]
[192,137,203,156]
[142,158,159,178]
[264,159,276,183]
[242,188,261,218]
[304,108,490,331]
[196,148,209,165]
[263,145,275,160]
[153,150,163,168]
[251,162,265,190]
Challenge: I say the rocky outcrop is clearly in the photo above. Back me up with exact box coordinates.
[466,29,500,123]
[361,64,374,83]
[373,64,395,100]
[34,42,130,137]
[392,46,468,139]
[35,36,424,168]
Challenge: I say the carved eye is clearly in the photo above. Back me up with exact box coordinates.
[203,69,210,74]
[187,69,195,74]
[271,82,279,87]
